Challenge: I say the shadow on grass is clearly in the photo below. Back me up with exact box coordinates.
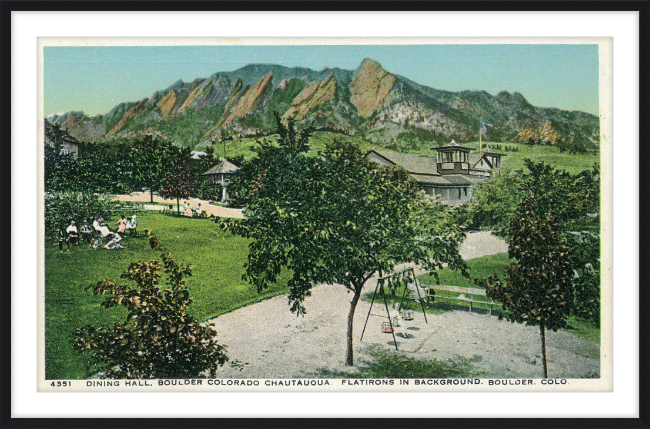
[312,346,482,379]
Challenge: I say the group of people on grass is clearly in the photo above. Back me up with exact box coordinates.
[184,202,204,218]
[60,214,137,251]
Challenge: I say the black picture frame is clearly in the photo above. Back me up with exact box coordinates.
[2,1,647,428]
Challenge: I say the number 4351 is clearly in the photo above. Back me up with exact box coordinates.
[50,381,70,387]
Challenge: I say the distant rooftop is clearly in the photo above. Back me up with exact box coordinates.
[369,150,440,176]
[203,158,239,175]
[437,139,471,151]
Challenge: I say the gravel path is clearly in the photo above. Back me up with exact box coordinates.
[115,192,244,219]
[208,231,599,379]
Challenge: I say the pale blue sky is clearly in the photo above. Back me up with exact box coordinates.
[44,44,600,117]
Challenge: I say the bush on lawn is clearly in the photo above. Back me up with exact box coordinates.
[73,229,229,379]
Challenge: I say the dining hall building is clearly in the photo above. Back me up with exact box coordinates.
[366,140,505,205]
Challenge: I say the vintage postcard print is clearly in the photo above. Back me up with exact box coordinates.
[38,38,612,392]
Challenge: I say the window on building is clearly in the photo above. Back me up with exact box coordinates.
[463,188,468,197]
[458,189,461,199]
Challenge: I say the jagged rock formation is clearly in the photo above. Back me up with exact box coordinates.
[157,90,177,117]
[283,73,337,121]
[515,120,564,144]
[350,59,397,117]
[46,58,600,150]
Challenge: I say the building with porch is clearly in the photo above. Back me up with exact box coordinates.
[366,140,505,205]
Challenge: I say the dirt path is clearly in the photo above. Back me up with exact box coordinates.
[207,231,599,379]
[114,192,244,219]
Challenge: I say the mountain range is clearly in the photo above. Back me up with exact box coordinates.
[46,58,600,150]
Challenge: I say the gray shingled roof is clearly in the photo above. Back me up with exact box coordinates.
[203,159,239,175]
[370,150,440,176]
[442,175,476,185]
[410,174,475,186]
[468,152,489,168]
[468,149,506,168]
[410,174,454,185]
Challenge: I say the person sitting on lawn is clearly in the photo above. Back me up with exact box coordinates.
[96,219,124,250]
[80,220,93,244]
[194,203,207,218]
[95,218,110,237]
[117,215,127,234]
[185,202,193,217]
[66,220,79,245]
[125,215,137,235]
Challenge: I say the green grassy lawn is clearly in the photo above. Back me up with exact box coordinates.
[473,142,600,175]
[45,212,289,380]
[419,253,512,290]
[564,316,601,345]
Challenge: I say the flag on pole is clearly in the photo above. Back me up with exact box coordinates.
[480,124,488,135]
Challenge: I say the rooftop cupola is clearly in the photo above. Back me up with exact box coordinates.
[435,140,471,174]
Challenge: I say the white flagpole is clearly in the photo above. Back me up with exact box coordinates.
[479,122,482,152]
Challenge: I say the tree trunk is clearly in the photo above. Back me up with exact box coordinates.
[346,286,363,366]
[540,319,548,378]
[150,187,154,203]
[177,197,180,215]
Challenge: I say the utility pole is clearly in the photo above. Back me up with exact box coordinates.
[479,121,487,152]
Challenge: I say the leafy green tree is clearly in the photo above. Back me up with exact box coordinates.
[477,196,573,378]
[74,230,228,379]
[44,192,116,241]
[159,162,198,214]
[44,122,81,193]
[224,135,467,366]
[226,113,312,208]
[567,230,600,325]
[273,111,312,153]
[130,136,184,202]
[74,140,140,194]
[471,159,600,239]
[470,171,522,237]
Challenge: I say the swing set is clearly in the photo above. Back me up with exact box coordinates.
[359,267,429,351]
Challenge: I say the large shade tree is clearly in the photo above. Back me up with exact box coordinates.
[225,122,467,365]
[159,162,198,214]
[130,135,184,202]
[477,195,573,378]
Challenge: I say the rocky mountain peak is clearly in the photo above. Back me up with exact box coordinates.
[350,58,396,117]
[283,72,337,121]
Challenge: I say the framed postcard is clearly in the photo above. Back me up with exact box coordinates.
[5,3,647,426]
